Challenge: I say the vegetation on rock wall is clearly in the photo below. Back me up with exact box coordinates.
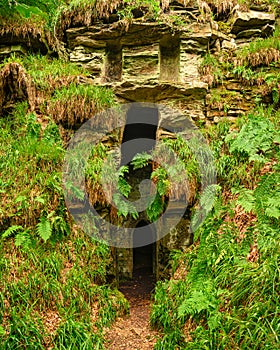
[0,0,279,349]
[0,54,128,348]
[200,27,280,107]
[1,0,279,53]
[151,106,280,349]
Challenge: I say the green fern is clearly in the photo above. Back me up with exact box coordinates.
[255,173,280,221]
[131,152,152,170]
[117,165,131,198]
[2,225,24,238]
[226,113,277,162]
[146,192,165,222]
[233,187,255,213]
[14,231,32,248]
[177,282,219,319]
[191,184,221,232]
[36,216,52,242]
[112,193,138,219]
[2,225,33,248]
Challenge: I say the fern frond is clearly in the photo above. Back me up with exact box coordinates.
[36,216,52,242]
[131,152,151,170]
[236,187,255,213]
[14,231,32,248]
[2,225,24,238]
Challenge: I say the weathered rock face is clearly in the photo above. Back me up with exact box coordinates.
[230,9,275,46]
[0,2,277,282]
[63,5,277,281]
[66,20,212,125]
[231,10,275,35]
[65,7,276,125]
[0,31,49,61]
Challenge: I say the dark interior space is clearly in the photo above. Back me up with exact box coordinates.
[133,220,155,276]
[119,221,156,301]
[121,105,158,166]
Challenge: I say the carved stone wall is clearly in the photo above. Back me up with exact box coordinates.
[63,3,276,279]
[0,1,277,283]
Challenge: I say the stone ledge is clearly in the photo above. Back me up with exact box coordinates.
[101,79,208,102]
[231,10,275,35]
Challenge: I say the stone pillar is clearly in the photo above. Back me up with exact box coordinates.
[159,35,180,82]
[103,41,123,82]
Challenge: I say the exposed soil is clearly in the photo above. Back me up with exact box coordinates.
[104,268,160,350]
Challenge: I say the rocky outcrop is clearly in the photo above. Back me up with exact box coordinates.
[0,30,50,60]
[231,10,275,35]
[231,10,275,45]
[65,19,213,123]
[65,6,276,124]
[0,45,27,61]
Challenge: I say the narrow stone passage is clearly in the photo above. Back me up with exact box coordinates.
[104,269,160,350]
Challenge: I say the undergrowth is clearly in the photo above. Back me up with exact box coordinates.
[0,53,126,348]
[0,229,128,348]
[151,106,280,349]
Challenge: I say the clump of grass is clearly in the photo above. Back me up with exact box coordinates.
[0,61,35,115]
[0,2,58,52]
[205,0,240,20]
[199,53,225,86]
[0,56,95,125]
[54,0,124,38]
[235,28,280,68]
[48,83,116,128]
[207,88,239,112]
[1,55,90,93]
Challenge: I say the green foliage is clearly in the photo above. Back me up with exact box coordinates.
[226,112,278,162]
[48,83,116,128]
[237,26,280,59]
[146,192,166,222]
[255,172,280,221]
[51,83,115,110]
[199,53,224,86]
[0,0,64,28]
[53,319,103,349]
[15,54,90,90]
[85,146,138,218]
[0,103,66,237]
[151,106,280,349]
[36,216,52,242]
[203,107,280,189]
[0,230,128,347]
[131,152,152,169]
[117,166,131,198]
[113,192,139,219]
[1,311,45,349]
[2,225,24,239]
[118,0,161,20]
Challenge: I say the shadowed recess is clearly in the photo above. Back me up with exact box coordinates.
[133,220,156,277]
[121,105,158,166]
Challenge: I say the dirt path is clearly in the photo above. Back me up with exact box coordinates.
[104,269,160,350]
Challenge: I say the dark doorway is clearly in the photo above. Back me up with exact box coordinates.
[121,105,158,166]
[119,221,156,301]
[133,220,155,277]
